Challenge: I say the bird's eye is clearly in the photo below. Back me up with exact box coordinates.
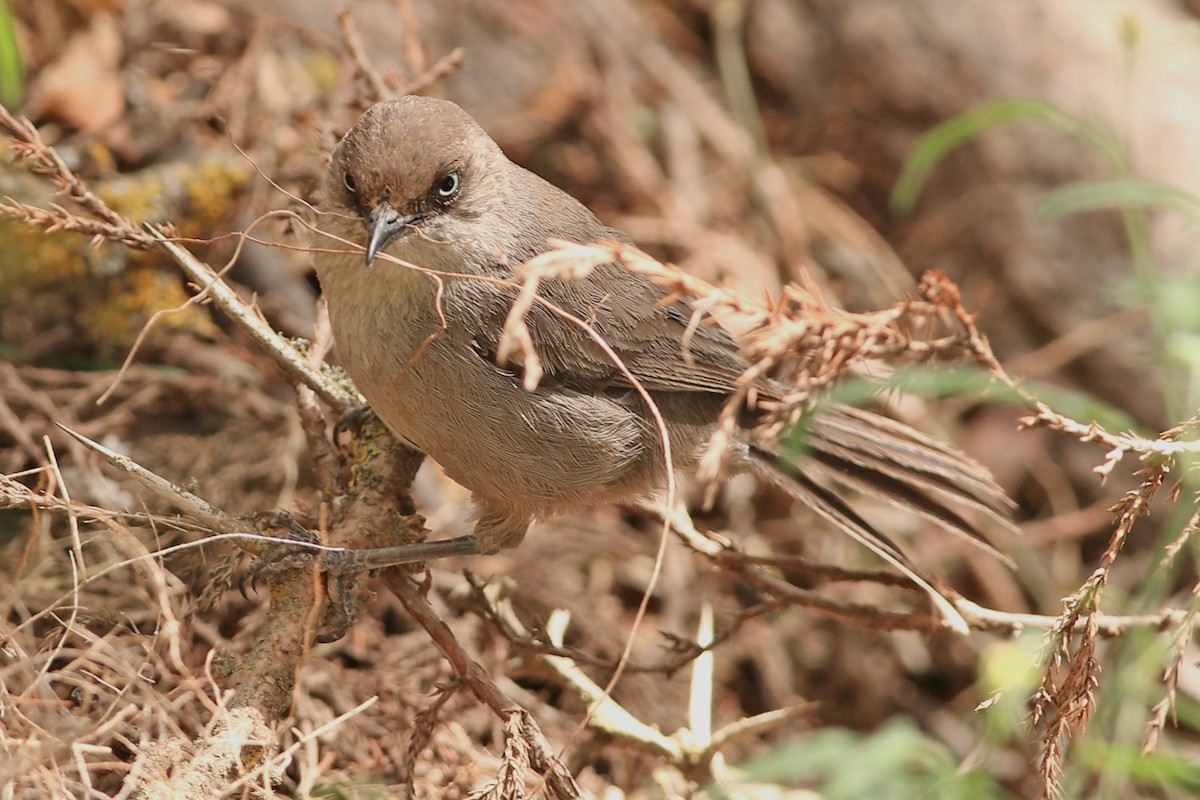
[433,171,460,200]
[343,172,357,194]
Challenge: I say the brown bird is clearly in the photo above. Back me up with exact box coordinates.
[313,95,1013,631]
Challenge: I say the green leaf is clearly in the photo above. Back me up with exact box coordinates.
[820,366,1145,436]
[1156,273,1200,333]
[1037,178,1200,223]
[726,720,1015,800]
[1078,741,1200,791]
[0,0,22,109]
[891,97,1110,215]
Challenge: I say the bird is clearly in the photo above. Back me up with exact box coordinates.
[311,95,1014,630]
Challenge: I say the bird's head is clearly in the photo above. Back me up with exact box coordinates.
[324,96,504,266]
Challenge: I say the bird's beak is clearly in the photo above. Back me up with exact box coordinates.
[365,200,424,266]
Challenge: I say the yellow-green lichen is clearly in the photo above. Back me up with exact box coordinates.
[3,154,250,357]
[183,159,250,235]
[75,261,219,349]
[96,173,169,227]
[0,220,88,301]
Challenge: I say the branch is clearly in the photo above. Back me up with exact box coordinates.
[145,225,359,413]
[384,571,584,800]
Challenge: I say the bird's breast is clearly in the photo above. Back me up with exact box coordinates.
[331,304,648,508]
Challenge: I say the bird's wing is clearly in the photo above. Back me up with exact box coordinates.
[469,260,752,396]
[459,166,752,396]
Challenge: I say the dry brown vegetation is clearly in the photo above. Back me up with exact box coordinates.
[3,2,1200,799]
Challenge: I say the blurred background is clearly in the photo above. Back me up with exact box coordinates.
[3,1,1200,798]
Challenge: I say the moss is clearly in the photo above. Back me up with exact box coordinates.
[95,155,250,232]
[306,50,343,94]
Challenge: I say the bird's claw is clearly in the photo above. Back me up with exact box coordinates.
[334,403,380,439]
[239,511,366,640]
[240,510,323,597]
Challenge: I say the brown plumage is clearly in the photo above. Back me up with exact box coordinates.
[314,96,1014,631]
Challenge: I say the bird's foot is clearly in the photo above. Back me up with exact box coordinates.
[243,510,365,642]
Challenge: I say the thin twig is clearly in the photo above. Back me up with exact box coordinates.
[384,571,584,799]
[56,423,244,533]
[145,225,359,412]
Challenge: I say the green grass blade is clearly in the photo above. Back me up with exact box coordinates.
[891,97,1102,214]
[822,366,1145,435]
[0,0,22,109]
[1037,177,1200,223]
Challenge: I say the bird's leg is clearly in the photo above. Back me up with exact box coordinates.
[243,409,529,638]
[245,521,479,579]
[246,529,480,640]
[320,534,481,570]
[243,509,366,642]
[311,498,532,573]
[243,509,323,587]
[244,404,435,640]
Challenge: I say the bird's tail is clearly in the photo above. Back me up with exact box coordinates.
[748,405,1017,634]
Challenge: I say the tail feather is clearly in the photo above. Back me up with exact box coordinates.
[748,404,1018,634]
[749,451,970,635]
[812,407,1015,517]
[805,447,1014,566]
[804,408,1018,562]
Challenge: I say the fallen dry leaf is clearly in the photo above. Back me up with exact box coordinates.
[27,12,124,132]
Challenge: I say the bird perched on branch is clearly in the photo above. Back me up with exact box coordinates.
[311,95,1014,631]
